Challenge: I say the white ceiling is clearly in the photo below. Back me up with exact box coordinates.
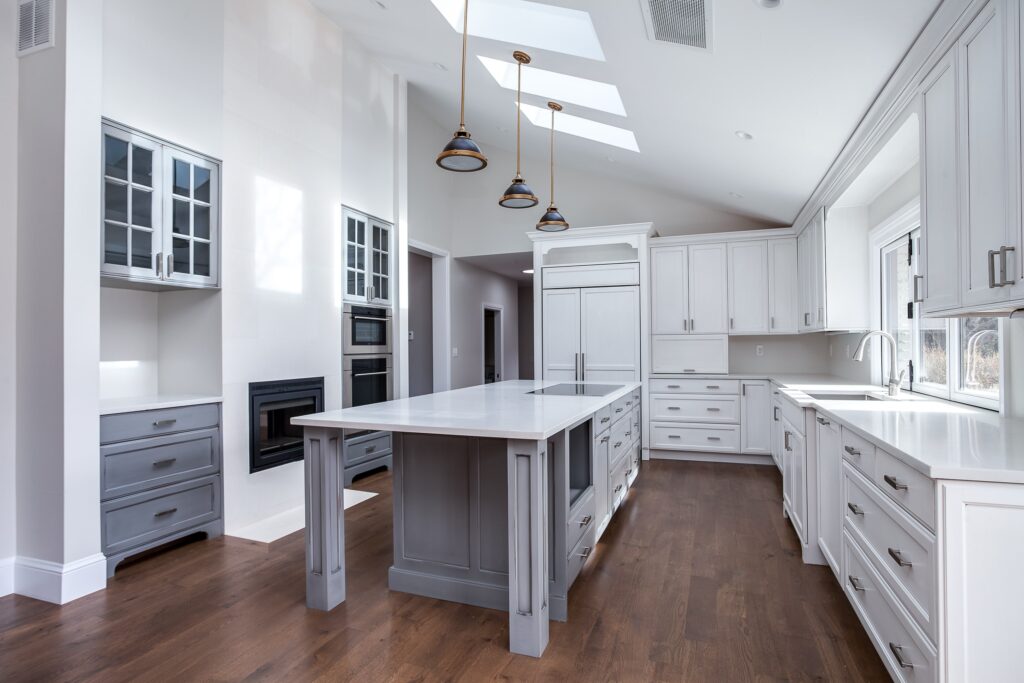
[459,251,534,283]
[315,0,940,225]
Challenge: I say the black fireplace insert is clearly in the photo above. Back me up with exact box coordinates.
[249,377,324,473]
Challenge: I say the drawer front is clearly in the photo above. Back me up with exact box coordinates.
[650,395,739,423]
[611,395,634,423]
[608,416,633,469]
[651,335,728,374]
[843,532,938,682]
[631,388,641,405]
[566,489,596,555]
[651,423,740,452]
[345,432,392,468]
[102,475,221,555]
[648,378,739,395]
[567,524,597,589]
[844,464,936,640]
[631,408,640,442]
[594,405,613,434]
[873,448,935,530]
[610,453,630,512]
[544,262,639,289]
[101,403,220,445]
[625,444,640,488]
[778,396,805,436]
[102,428,220,500]
[841,427,877,477]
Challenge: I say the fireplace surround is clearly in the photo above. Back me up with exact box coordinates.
[249,377,324,473]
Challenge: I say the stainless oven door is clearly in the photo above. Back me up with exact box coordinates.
[343,305,392,355]
[343,354,394,408]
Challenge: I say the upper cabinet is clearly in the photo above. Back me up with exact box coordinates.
[343,207,392,305]
[728,240,769,334]
[101,121,220,289]
[650,245,688,335]
[768,238,799,334]
[796,206,870,333]
[649,242,727,335]
[688,243,728,334]
[797,210,826,332]
[919,0,1024,315]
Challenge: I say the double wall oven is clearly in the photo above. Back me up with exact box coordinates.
[343,304,393,409]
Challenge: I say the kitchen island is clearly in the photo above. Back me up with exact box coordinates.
[292,379,642,657]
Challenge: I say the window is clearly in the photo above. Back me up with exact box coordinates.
[881,230,1001,409]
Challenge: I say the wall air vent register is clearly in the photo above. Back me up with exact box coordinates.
[640,0,712,52]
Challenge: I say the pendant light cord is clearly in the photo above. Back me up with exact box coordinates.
[515,59,522,175]
[549,107,555,203]
[459,0,469,128]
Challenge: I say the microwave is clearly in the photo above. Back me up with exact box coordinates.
[343,304,392,355]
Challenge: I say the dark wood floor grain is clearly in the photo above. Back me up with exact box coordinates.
[0,460,888,682]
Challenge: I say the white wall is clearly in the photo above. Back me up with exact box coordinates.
[407,95,453,252]
[729,335,832,375]
[869,163,920,228]
[450,260,520,389]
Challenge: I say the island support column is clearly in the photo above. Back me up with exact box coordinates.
[304,427,346,610]
[507,438,550,657]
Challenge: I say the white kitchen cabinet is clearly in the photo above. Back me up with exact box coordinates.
[542,289,582,381]
[688,243,729,334]
[344,207,392,305]
[728,241,769,334]
[542,287,639,382]
[650,335,728,374]
[650,246,688,334]
[770,395,784,471]
[740,380,771,455]
[815,413,842,581]
[768,238,799,334]
[797,210,826,332]
[782,416,807,544]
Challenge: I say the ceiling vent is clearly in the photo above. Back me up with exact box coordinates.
[17,0,55,57]
[640,0,712,52]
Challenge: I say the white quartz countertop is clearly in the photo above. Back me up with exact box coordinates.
[99,393,223,415]
[292,380,640,440]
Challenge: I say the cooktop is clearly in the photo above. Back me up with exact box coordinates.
[528,383,623,397]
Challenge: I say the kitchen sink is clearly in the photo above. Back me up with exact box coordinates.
[805,392,887,401]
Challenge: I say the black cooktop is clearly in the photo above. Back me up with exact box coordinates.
[528,383,623,397]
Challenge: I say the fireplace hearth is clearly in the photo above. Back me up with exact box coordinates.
[249,377,324,473]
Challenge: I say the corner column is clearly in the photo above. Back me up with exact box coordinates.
[304,427,346,610]
[506,438,550,657]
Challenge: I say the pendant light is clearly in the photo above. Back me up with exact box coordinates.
[498,51,539,208]
[436,0,487,172]
[536,102,569,232]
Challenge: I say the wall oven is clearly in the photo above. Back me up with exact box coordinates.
[343,354,394,409]
[343,304,392,356]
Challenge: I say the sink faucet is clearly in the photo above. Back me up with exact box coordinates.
[851,330,906,397]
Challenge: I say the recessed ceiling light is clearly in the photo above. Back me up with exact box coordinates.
[429,0,605,61]
[754,0,782,8]
[735,130,753,140]
[478,56,626,116]
[729,192,745,199]
[523,268,535,275]
[519,102,639,152]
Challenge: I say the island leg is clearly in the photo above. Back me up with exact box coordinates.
[304,427,346,610]
[506,438,550,657]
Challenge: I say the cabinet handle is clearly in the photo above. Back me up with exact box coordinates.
[667,434,681,439]
[784,431,791,451]
[152,418,177,428]
[683,369,696,373]
[706,407,721,412]
[846,502,864,516]
[816,416,830,426]
[365,445,376,453]
[690,318,695,330]
[707,436,721,442]
[742,384,746,396]
[625,431,632,437]
[887,547,913,567]
[843,445,860,457]
[706,385,720,389]
[913,275,924,303]
[773,406,780,422]
[804,312,810,326]
[626,469,633,477]
[683,318,688,332]
[600,436,610,444]
[770,316,775,329]
[667,385,681,389]
[600,417,610,423]
[883,474,908,491]
[166,254,174,277]
[580,353,585,381]
[1001,245,1016,286]
[578,515,592,528]
[889,643,915,669]
[154,507,178,517]
[818,306,823,323]
[577,546,593,559]
[667,406,681,411]
[614,441,623,448]
[155,252,163,278]
[848,575,866,592]
[730,317,734,329]
[989,249,1000,288]
[615,407,624,414]
[152,458,178,468]
[615,484,623,493]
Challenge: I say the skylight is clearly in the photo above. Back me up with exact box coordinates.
[519,103,640,153]
[478,56,625,116]
[429,0,605,61]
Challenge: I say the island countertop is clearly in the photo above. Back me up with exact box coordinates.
[292,380,641,440]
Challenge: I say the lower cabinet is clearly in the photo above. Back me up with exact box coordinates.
[740,380,771,454]
[100,403,224,577]
[781,415,807,544]
[343,431,392,486]
[815,412,842,580]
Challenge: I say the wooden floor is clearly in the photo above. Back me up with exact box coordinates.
[0,460,888,682]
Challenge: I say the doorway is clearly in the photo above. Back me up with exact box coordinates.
[483,305,503,383]
[408,251,434,397]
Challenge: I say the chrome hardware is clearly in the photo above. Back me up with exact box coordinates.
[913,275,924,303]
[614,484,623,493]
[626,400,633,406]
[730,317,734,329]
[773,406,780,422]
[625,431,632,437]
[784,431,791,451]
[770,315,775,329]
[167,254,174,277]
[578,515,592,528]
[846,502,864,516]
[667,406,681,411]
[667,434,681,439]
[152,458,177,468]
[614,441,623,448]
[883,474,908,491]
[706,385,720,389]
[578,546,593,559]
[683,318,688,331]
[707,436,721,442]
[989,249,1000,288]
[888,547,912,567]
[351,315,389,322]
[804,312,810,326]
[155,252,163,277]
[152,419,177,428]
[843,445,860,456]
[580,353,585,381]
[848,575,866,592]
[889,643,914,669]
[742,384,746,396]
[600,417,610,423]
[706,407,721,412]
[690,318,695,330]
[667,384,681,389]
[816,416,829,426]
[601,436,610,444]
[683,368,696,373]
[818,306,823,323]
[1001,245,1016,286]
[615,408,624,413]
[351,371,390,378]
[365,445,376,453]
[626,469,633,477]
[154,507,178,517]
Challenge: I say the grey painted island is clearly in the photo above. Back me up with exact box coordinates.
[292,379,642,657]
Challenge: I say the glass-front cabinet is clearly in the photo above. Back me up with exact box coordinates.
[101,121,220,289]
[343,206,391,305]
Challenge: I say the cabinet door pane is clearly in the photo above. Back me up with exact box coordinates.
[173,199,190,235]
[173,237,190,274]
[194,241,211,277]
[131,188,152,227]
[105,136,129,180]
[131,229,152,269]
[193,166,211,202]
[132,146,153,187]
[173,159,191,197]
[104,222,128,266]
[105,181,128,223]
[194,204,210,239]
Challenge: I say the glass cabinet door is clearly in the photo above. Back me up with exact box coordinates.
[343,208,393,304]
[101,125,162,280]
[163,150,219,287]
[345,210,368,300]
[369,220,391,303]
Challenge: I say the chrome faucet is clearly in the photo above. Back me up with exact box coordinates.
[851,330,906,397]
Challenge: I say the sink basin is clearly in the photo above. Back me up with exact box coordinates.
[805,392,887,402]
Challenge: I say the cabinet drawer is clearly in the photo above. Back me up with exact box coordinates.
[625,444,640,488]
[873,448,935,530]
[841,427,877,477]
[101,403,220,444]
[102,475,221,556]
[631,408,640,442]
[608,416,634,469]
[778,396,805,436]
[610,395,634,423]
[567,524,597,589]
[610,452,630,512]
[594,405,613,434]
[650,395,739,423]
[101,428,220,501]
[651,335,728,374]
[651,423,740,452]
[345,432,392,468]
[844,464,937,641]
[566,489,596,556]
[843,532,937,682]
[649,378,739,395]
[543,262,639,289]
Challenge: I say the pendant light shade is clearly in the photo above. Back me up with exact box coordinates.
[536,101,569,232]
[436,0,487,172]
[499,51,539,208]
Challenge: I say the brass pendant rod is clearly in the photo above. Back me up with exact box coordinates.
[549,107,555,203]
[459,0,469,128]
[515,58,522,176]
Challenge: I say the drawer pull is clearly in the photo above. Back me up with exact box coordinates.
[578,546,593,559]
[707,436,721,442]
[600,417,610,423]
[889,643,915,669]
[153,507,178,518]
[843,445,861,456]
[816,416,830,425]
[683,369,696,373]
[614,484,623,493]
[773,406,780,422]
[601,436,610,444]
[706,385,720,389]
[152,458,178,468]
[846,502,864,516]
[626,469,633,477]
[615,408,624,413]
[706,407,721,412]
[883,474,908,491]
[152,418,178,428]
[667,406,681,411]
[365,445,377,453]
[848,575,866,592]
[626,401,633,406]
[887,547,913,567]
[667,435,681,439]
[667,384,681,389]
[578,514,592,528]
[614,441,623,448]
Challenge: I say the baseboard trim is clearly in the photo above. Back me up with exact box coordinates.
[0,556,13,597]
[228,490,380,544]
[14,553,106,604]
[651,450,774,466]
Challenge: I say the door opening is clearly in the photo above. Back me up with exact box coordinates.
[484,306,503,384]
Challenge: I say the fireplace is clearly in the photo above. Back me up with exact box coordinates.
[249,377,324,473]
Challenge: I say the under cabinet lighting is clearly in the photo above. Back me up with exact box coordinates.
[429,0,605,61]
[479,56,625,116]
[519,102,639,153]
